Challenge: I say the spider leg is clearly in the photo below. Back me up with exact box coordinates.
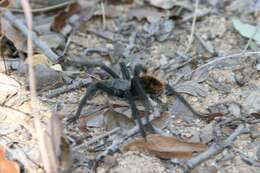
[119,62,147,137]
[132,64,155,133]
[134,63,146,77]
[125,90,146,138]
[119,62,131,79]
[131,78,156,133]
[70,59,120,78]
[67,82,106,124]
[165,84,202,117]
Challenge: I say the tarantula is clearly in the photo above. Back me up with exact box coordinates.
[67,60,201,138]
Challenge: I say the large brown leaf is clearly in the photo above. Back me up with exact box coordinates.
[123,134,206,158]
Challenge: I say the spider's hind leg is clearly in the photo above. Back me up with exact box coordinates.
[165,84,202,117]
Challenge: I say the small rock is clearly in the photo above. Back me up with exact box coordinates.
[200,123,214,143]
[39,33,65,49]
[21,64,64,91]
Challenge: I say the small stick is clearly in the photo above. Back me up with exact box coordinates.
[74,127,120,150]
[186,124,248,170]
[233,148,260,167]
[181,9,212,23]
[95,126,139,161]
[194,32,215,54]
[2,10,59,63]
[87,28,114,41]
[45,78,92,98]
[192,51,260,77]
[94,111,166,162]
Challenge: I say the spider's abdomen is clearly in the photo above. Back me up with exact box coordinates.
[100,79,130,98]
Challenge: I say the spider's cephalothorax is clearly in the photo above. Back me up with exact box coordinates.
[67,60,201,138]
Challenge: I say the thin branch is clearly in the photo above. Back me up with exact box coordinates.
[233,148,260,168]
[74,127,120,150]
[44,78,92,98]
[95,126,139,161]
[2,10,59,63]
[186,124,248,170]
[192,51,260,77]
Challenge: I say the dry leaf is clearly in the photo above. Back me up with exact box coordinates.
[0,147,20,173]
[123,134,206,158]
[0,73,20,93]
[51,2,81,32]
[0,0,10,7]
[104,109,135,131]
[1,18,27,52]
[128,7,163,23]
[44,110,72,172]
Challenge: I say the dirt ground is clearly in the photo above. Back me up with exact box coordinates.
[1,0,260,173]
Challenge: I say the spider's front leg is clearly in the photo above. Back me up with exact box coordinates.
[67,82,104,124]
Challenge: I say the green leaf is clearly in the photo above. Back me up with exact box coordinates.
[232,18,260,43]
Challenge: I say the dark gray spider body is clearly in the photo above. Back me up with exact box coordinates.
[99,79,131,98]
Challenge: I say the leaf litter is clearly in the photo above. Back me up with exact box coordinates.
[1,0,260,173]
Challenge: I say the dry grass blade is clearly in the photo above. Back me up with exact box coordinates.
[123,134,206,159]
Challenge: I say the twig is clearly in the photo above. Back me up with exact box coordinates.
[184,0,199,54]
[45,78,92,98]
[2,10,59,63]
[194,32,215,54]
[167,55,198,72]
[192,51,260,77]
[181,9,212,23]
[233,148,260,168]
[94,111,166,161]
[87,28,114,41]
[74,127,120,150]
[186,124,248,170]
[95,126,139,161]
